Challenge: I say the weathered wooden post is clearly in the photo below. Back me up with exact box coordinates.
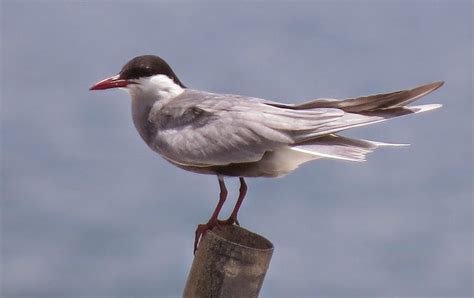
[183,225,274,298]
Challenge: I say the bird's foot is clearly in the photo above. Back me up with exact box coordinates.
[193,216,241,254]
[193,219,221,255]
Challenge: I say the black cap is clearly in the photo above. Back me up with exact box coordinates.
[119,55,185,88]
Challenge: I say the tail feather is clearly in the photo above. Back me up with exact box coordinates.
[291,134,408,162]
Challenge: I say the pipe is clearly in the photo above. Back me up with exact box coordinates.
[183,225,274,298]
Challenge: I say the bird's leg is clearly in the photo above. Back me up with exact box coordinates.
[194,176,227,254]
[218,177,247,226]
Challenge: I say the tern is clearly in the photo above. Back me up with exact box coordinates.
[90,55,443,253]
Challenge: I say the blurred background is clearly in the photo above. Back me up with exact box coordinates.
[1,1,472,297]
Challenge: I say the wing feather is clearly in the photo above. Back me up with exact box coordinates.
[150,90,343,166]
[267,81,444,112]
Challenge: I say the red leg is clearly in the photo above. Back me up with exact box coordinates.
[194,176,227,254]
[218,177,247,226]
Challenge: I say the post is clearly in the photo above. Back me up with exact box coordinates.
[183,225,274,298]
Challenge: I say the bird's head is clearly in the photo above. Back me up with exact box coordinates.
[90,55,185,98]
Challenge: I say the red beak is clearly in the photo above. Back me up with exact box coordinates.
[89,75,130,91]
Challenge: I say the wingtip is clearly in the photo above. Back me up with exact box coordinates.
[432,80,445,90]
[416,81,444,93]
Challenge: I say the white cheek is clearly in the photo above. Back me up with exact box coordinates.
[139,75,184,98]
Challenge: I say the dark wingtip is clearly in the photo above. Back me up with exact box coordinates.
[432,80,445,90]
[418,81,444,92]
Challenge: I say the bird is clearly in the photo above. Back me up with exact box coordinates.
[90,55,443,253]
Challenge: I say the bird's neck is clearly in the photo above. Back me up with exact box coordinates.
[129,75,185,145]
[130,97,154,144]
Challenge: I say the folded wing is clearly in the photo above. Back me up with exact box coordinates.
[151,82,442,168]
[151,91,343,166]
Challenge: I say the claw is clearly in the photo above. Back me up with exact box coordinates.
[193,220,220,255]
